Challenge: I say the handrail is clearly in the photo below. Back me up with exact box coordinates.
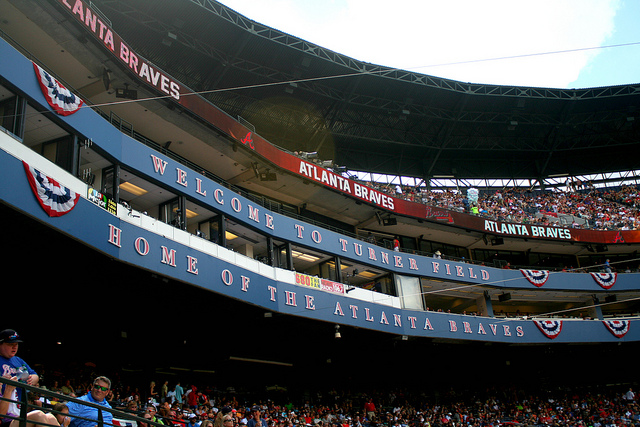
[0,377,164,427]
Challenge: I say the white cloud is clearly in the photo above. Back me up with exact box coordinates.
[218,0,621,88]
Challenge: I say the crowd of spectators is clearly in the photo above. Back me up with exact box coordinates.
[291,151,635,232]
[32,377,640,427]
[288,151,640,231]
[2,328,639,427]
[360,181,640,232]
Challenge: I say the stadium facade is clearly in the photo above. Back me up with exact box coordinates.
[1,0,639,388]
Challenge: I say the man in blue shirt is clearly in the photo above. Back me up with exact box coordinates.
[247,406,266,427]
[66,376,113,427]
[0,329,38,426]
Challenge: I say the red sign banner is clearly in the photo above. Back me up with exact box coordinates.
[56,0,640,245]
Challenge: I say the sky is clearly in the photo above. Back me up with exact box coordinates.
[217,0,640,89]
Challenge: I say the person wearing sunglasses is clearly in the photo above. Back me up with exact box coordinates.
[66,376,113,427]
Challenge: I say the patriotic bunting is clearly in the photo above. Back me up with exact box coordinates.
[603,320,629,338]
[23,161,79,217]
[33,62,83,116]
[590,272,617,290]
[521,269,550,287]
[534,320,563,339]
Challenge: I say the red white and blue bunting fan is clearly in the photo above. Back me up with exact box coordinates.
[32,62,84,116]
[590,272,617,290]
[23,161,79,217]
[534,320,563,339]
[603,320,629,338]
[521,269,550,287]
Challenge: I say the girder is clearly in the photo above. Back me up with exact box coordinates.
[86,0,640,180]
[186,0,640,99]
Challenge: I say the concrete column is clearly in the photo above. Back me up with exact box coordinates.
[285,242,294,270]
[334,256,342,283]
[477,291,494,317]
[218,214,226,247]
[266,237,274,267]
[588,296,604,320]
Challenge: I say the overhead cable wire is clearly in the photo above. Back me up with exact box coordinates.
[9,39,640,118]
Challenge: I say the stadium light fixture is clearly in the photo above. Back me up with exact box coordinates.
[119,181,147,196]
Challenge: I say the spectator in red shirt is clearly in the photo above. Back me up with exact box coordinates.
[364,399,376,422]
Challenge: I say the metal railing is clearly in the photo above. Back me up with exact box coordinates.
[0,377,163,427]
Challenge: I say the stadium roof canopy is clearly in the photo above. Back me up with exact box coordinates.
[77,0,640,181]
